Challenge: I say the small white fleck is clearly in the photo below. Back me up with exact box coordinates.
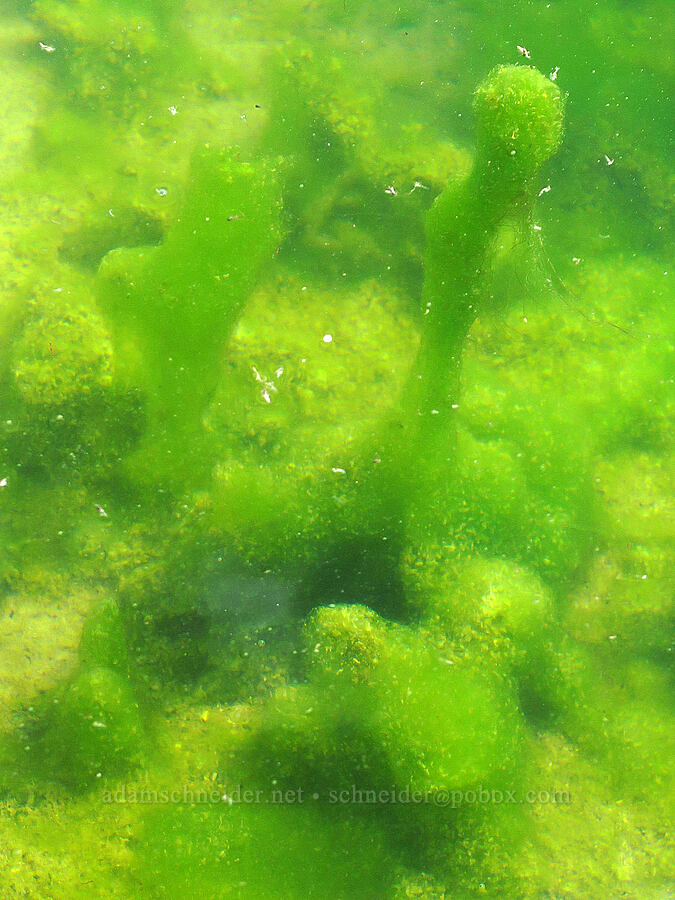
[39,41,56,53]
[604,154,615,166]
[538,185,551,197]
[516,45,531,59]
[572,257,581,264]
[331,467,346,474]
[168,105,178,115]
[549,66,560,81]
[322,333,333,343]
[533,224,542,231]
[384,185,398,196]
[0,477,7,488]
[407,181,429,194]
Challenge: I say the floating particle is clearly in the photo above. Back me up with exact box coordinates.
[516,45,531,59]
[407,181,429,194]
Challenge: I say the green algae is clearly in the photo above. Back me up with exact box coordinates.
[97,145,283,481]
[0,1,673,898]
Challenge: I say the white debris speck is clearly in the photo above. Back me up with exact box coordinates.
[407,180,429,194]
[0,477,7,488]
[252,365,280,403]
[168,105,178,115]
[533,223,542,231]
[95,504,108,518]
[538,185,551,197]
[516,45,531,59]
[572,257,581,265]
[549,66,560,81]
[384,185,398,196]
[39,41,56,53]
[604,154,615,166]
[331,467,346,475]
[322,333,333,344]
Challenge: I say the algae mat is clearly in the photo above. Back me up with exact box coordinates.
[0,1,672,898]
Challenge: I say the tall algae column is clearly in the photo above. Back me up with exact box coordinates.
[402,65,563,491]
[97,146,282,480]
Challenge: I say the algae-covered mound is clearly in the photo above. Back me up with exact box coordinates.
[241,603,522,801]
[23,597,145,792]
[5,271,141,480]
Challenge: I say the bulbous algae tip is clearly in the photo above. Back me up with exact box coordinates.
[473,64,564,186]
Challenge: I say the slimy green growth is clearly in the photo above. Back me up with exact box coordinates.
[406,65,563,478]
[97,146,282,479]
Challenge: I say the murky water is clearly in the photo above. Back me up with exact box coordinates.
[0,1,672,897]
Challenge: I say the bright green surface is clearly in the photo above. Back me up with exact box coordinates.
[0,1,672,898]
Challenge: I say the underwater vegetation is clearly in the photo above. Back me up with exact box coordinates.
[0,1,672,898]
